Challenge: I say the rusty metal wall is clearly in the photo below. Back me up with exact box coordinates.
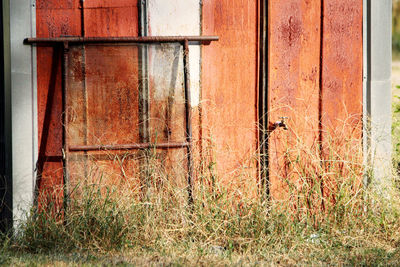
[267,0,363,198]
[36,0,140,205]
[321,0,363,134]
[202,0,259,196]
[267,0,322,199]
[36,0,192,204]
[35,0,363,202]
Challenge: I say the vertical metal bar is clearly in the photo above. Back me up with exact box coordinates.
[0,0,12,233]
[138,0,149,143]
[258,0,269,199]
[138,0,148,37]
[138,0,150,199]
[62,42,70,210]
[80,0,89,179]
[363,0,372,188]
[183,39,194,204]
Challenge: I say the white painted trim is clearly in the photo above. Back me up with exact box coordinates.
[31,0,38,201]
[10,0,36,226]
[365,0,392,187]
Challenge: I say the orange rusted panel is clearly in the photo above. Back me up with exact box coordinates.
[69,1,140,191]
[84,0,137,8]
[36,0,82,206]
[84,7,139,37]
[321,0,363,133]
[66,44,142,190]
[268,0,363,200]
[83,0,138,37]
[320,0,363,202]
[268,0,321,199]
[36,0,140,204]
[202,0,259,197]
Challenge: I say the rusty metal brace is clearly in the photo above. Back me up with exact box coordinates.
[25,36,219,207]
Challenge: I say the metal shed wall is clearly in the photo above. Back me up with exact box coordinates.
[0,0,393,228]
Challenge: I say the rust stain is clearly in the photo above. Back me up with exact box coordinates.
[280,16,302,47]
[36,0,82,206]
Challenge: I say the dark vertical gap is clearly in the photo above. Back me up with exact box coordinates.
[365,0,372,186]
[62,42,70,212]
[183,40,194,205]
[199,0,204,175]
[318,0,325,210]
[258,0,269,199]
[138,0,149,144]
[80,0,89,179]
[138,0,150,199]
[0,0,12,234]
[80,0,85,37]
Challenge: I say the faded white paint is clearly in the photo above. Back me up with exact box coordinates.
[365,0,392,189]
[10,0,36,226]
[148,0,201,107]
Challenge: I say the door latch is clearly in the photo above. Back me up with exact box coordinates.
[269,116,288,131]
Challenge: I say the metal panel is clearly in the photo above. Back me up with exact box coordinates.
[267,0,321,199]
[36,0,81,208]
[320,0,363,200]
[368,0,392,186]
[11,0,35,224]
[202,0,259,196]
[321,0,363,133]
[147,0,201,198]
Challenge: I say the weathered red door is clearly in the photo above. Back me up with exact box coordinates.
[267,0,363,199]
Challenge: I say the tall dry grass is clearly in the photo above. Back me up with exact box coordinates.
[1,116,400,265]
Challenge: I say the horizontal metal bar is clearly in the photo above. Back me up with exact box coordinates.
[69,142,190,151]
[24,36,219,45]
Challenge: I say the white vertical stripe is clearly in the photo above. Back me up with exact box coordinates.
[148,0,201,107]
[11,0,35,226]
